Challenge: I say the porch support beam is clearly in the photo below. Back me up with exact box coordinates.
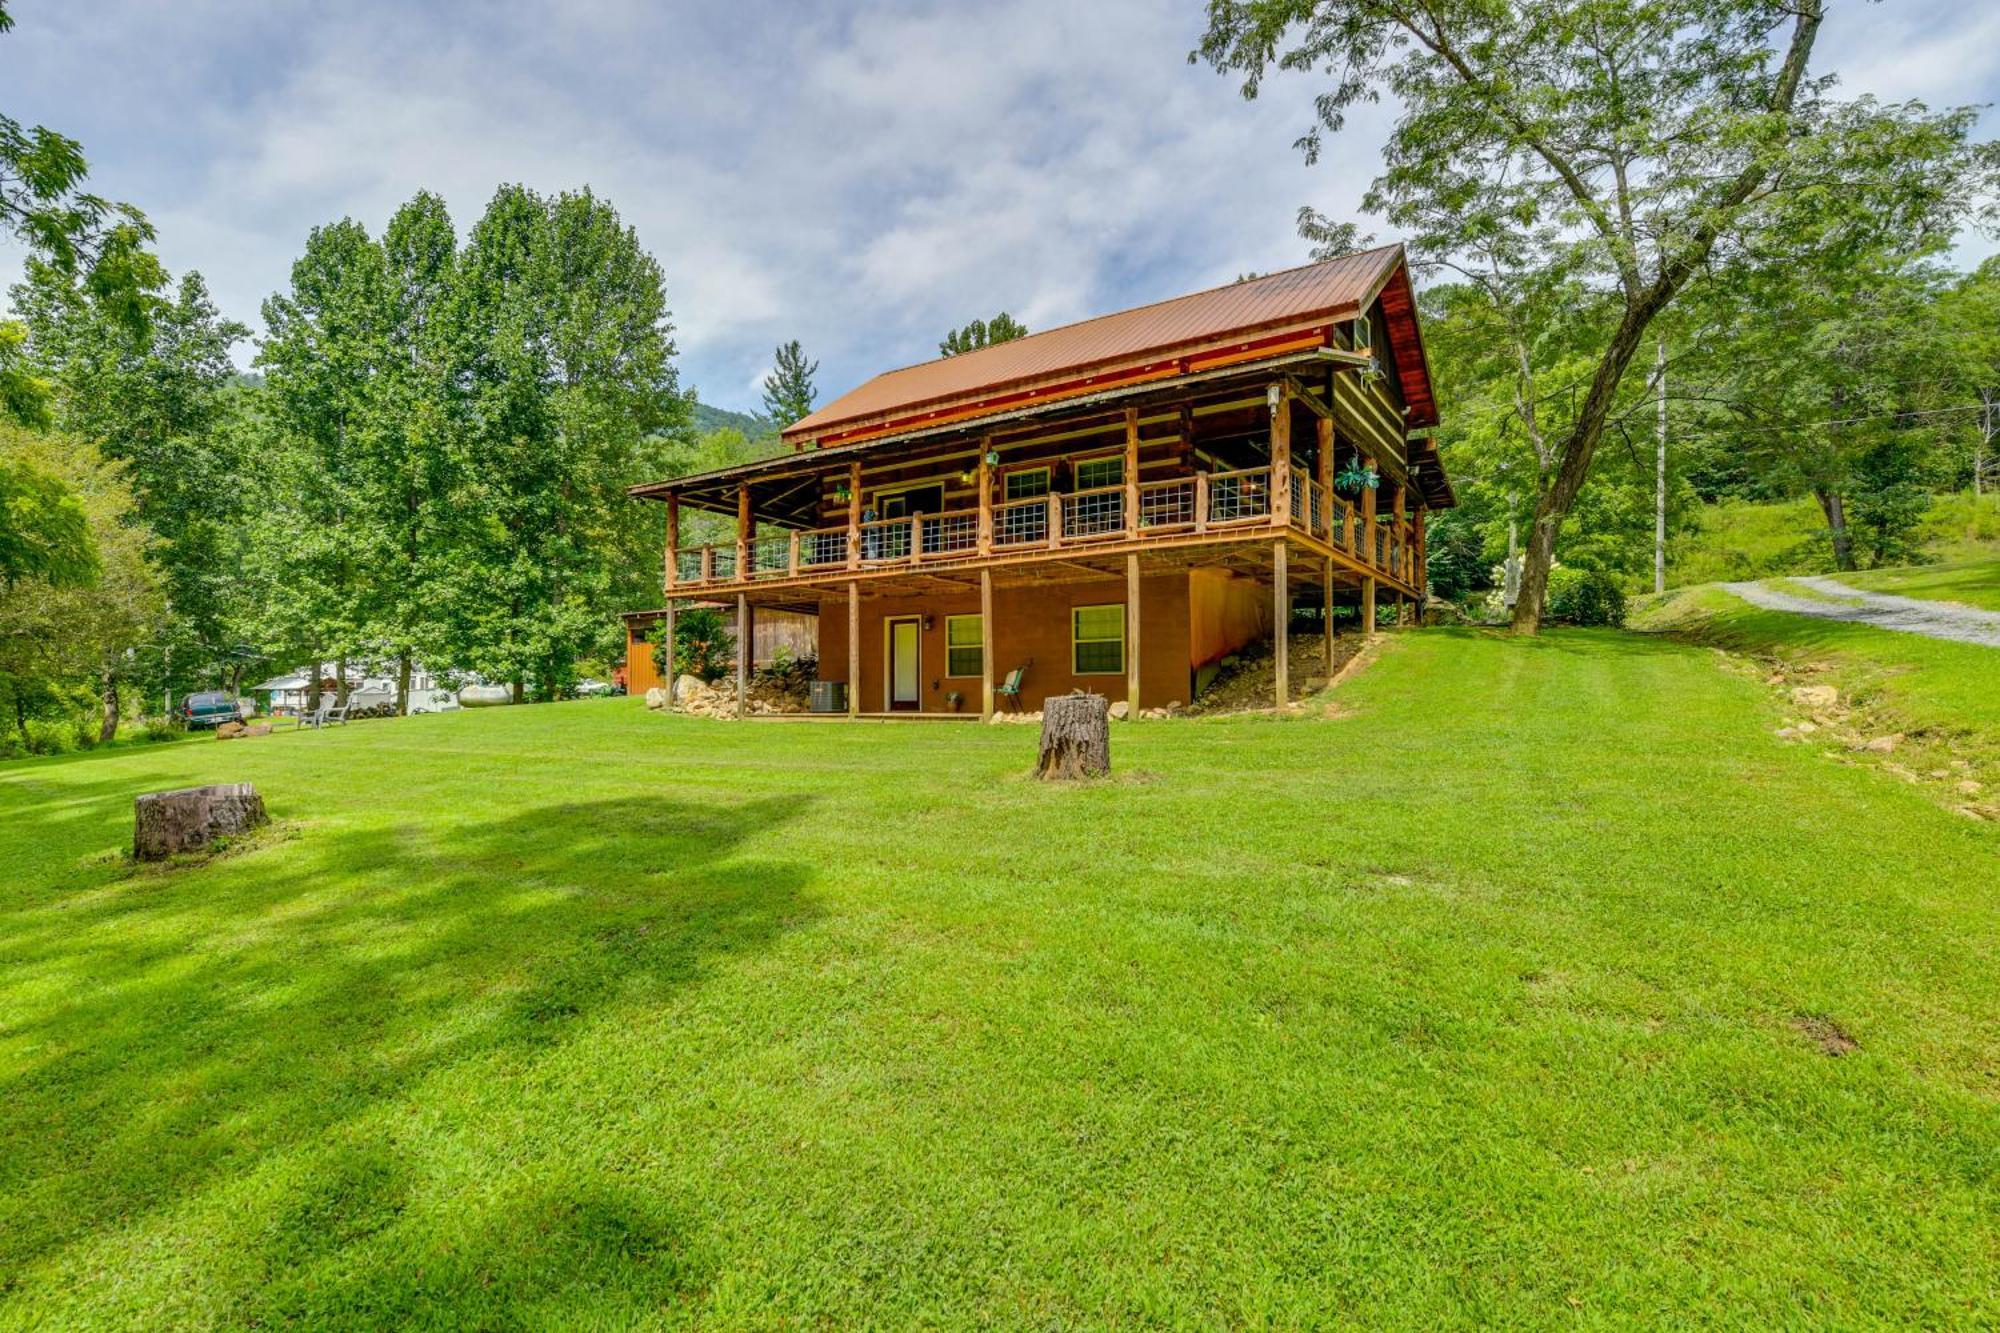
[846,580,860,719]
[662,598,677,712]
[1125,552,1141,713]
[1268,383,1292,526]
[736,485,752,579]
[1272,539,1289,709]
[664,493,679,593]
[1323,557,1336,677]
[1362,573,1377,638]
[980,567,995,721]
[1123,406,1141,538]
[735,593,750,718]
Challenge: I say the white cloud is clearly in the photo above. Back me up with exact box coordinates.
[1,0,1992,406]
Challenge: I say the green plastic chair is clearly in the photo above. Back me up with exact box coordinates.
[995,659,1033,710]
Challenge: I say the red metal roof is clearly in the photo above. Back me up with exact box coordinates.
[783,244,1434,446]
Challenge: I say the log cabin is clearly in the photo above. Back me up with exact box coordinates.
[623,243,1452,717]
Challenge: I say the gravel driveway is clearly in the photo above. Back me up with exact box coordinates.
[1723,576,2000,648]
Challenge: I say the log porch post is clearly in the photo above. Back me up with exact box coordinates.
[1272,539,1289,708]
[1414,506,1428,604]
[976,439,993,555]
[664,493,679,592]
[1314,416,1334,541]
[1361,573,1377,638]
[735,593,750,718]
[736,484,751,580]
[846,580,860,718]
[1323,557,1336,676]
[1268,383,1291,526]
[1360,458,1378,564]
[1124,406,1141,538]
[980,567,995,721]
[1125,553,1141,713]
[846,461,862,569]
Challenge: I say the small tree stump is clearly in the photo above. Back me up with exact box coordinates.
[134,783,268,860]
[1036,691,1110,780]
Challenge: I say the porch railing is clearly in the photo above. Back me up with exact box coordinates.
[662,461,1426,591]
[1061,485,1125,541]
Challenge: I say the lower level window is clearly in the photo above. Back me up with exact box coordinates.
[1072,604,1125,675]
[946,615,983,677]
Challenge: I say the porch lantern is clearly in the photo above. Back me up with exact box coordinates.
[983,450,1000,467]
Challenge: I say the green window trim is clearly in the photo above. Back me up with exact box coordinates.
[1071,603,1125,676]
[945,615,983,678]
[1003,467,1050,501]
[1074,455,1124,491]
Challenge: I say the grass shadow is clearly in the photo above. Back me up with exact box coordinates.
[0,793,819,1318]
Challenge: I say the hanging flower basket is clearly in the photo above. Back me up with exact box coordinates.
[1333,462,1379,498]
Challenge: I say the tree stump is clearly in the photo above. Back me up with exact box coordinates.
[1036,691,1110,780]
[133,783,268,860]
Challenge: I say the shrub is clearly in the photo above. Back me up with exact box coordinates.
[23,719,78,756]
[1545,567,1627,626]
[140,717,182,744]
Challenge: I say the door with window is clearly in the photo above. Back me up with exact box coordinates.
[887,617,922,711]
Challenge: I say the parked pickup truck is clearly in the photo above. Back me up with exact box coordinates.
[181,692,247,730]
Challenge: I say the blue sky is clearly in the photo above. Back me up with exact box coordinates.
[3,1,1996,415]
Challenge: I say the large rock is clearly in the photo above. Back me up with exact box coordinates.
[644,686,669,710]
[673,674,707,702]
[214,720,248,740]
[1791,684,1839,711]
[1108,700,1131,721]
[134,783,268,860]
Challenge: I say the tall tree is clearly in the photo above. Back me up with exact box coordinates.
[1198,0,1961,630]
[254,218,393,705]
[16,262,250,689]
[938,313,1028,357]
[0,423,159,745]
[760,339,817,427]
[442,185,685,701]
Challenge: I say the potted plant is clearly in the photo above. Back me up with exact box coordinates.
[1333,460,1379,499]
[944,690,964,713]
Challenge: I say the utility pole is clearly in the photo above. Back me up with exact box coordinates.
[1654,337,1667,596]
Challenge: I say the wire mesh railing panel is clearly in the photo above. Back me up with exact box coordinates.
[1207,467,1272,524]
[857,518,912,563]
[753,534,791,577]
[799,528,847,568]
[710,547,738,581]
[1137,478,1194,529]
[920,511,978,556]
[1062,486,1125,540]
[994,499,1049,548]
[674,548,705,583]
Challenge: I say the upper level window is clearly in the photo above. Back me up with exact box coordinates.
[1074,456,1124,491]
[1004,468,1050,501]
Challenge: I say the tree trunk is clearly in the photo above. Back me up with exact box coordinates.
[1814,486,1856,571]
[335,654,351,707]
[133,783,268,860]
[99,664,120,744]
[397,652,412,716]
[306,657,323,714]
[1036,691,1110,781]
[511,675,525,705]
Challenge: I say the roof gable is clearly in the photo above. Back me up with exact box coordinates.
[784,244,1436,445]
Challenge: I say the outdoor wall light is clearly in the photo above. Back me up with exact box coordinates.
[983,450,1000,466]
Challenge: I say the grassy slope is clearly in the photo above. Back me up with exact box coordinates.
[1635,580,2000,750]
[1835,555,2000,613]
[2,633,1995,1327]
[1667,492,2000,589]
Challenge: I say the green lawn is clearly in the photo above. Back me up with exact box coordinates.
[2,631,1995,1327]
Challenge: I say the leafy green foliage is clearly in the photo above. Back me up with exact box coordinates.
[651,606,733,684]
[1543,567,1626,627]
[0,453,95,590]
[760,339,817,427]
[938,313,1028,357]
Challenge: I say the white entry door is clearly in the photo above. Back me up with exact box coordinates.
[888,618,921,711]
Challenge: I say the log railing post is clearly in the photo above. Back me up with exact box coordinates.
[664,492,679,592]
[976,442,993,555]
[701,544,714,583]
[1124,406,1141,538]
[1268,383,1291,528]
[1047,493,1062,549]
[1195,472,1210,534]
[846,461,862,570]
[788,529,799,577]
[1314,417,1334,541]
[735,483,751,582]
